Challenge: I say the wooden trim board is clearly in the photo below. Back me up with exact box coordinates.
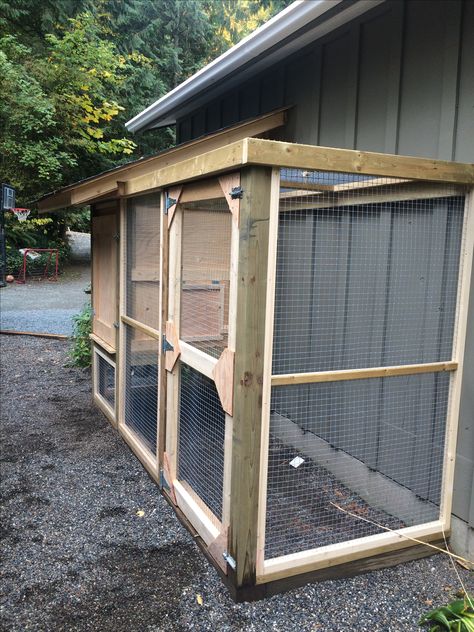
[39,108,287,210]
[173,480,220,547]
[244,138,474,184]
[180,340,217,379]
[121,314,161,341]
[90,332,116,355]
[440,189,474,525]
[257,167,281,576]
[271,361,458,386]
[259,521,444,583]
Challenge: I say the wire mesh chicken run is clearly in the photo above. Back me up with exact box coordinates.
[93,140,473,601]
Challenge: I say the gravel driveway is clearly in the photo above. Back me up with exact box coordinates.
[0,264,90,335]
[0,336,472,631]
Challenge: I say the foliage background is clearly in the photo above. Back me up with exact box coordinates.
[0,0,290,209]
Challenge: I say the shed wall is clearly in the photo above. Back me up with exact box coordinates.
[176,0,474,528]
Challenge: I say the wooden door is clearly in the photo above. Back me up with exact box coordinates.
[163,175,240,570]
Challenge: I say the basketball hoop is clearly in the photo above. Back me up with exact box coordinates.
[11,208,31,222]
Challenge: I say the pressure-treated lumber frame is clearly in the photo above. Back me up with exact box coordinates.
[228,166,278,588]
[163,176,240,569]
[254,173,474,585]
[80,137,474,599]
[37,109,288,211]
[119,138,474,199]
[117,194,162,484]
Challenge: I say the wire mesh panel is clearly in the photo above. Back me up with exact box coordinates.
[274,170,464,374]
[95,349,115,411]
[265,373,451,559]
[178,363,226,521]
[123,324,158,455]
[180,198,232,358]
[263,169,465,562]
[126,194,161,330]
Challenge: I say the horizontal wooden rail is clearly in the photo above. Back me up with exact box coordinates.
[259,520,444,583]
[180,340,218,379]
[271,361,458,386]
[121,314,161,341]
[245,138,474,185]
[90,332,116,354]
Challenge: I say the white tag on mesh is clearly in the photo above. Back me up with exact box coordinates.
[289,456,305,469]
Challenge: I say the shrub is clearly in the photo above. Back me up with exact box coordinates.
[69,302,93,368]
[65,207,90,233]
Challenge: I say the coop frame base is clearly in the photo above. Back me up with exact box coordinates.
[159,477,446,602]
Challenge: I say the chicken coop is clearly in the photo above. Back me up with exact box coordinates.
[59,136,474,599]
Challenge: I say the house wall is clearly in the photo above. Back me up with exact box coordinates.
[176,0,474,537]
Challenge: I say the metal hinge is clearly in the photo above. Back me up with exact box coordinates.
[159,468,170,491]
[230,186,243,200]
[113,321,119,329]
[113,232,120,241]
[164,193,177,215]
[162,334,174,353]
[222,551,236,570]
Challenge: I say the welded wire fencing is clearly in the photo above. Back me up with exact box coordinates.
[263,168,465,561]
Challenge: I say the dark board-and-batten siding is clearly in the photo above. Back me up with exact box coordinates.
[175,0,474,527]
[272,198,464,509]
[178,0,474,164]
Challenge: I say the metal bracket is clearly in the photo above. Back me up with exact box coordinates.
[162,334,174,354]
[222,551,236,570]
[164,194,177,215]
[159,468,170,491]
[229,186,243,200]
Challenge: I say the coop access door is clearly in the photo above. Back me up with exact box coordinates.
[163,176,239,565]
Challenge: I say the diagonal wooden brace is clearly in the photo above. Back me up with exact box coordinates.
[167,185,182,227]
[165,320,181,372]
[212,348,235,416]
[219,173,241,226]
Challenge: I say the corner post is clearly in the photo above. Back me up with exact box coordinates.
[228,166,274,590]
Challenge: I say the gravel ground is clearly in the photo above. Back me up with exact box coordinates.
[1,336,472,632]
[0,264,90,335]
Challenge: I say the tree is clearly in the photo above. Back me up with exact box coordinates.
[0,35,74,203]
[205,0,291,57]
[0,13,142,204]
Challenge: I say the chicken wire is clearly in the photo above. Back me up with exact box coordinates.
[178,363,226,521]
[274,169,464,374]
[265,372,451,559]
[180,198,232,359]
[123,324,159,455]
[96,350,115,410]
[263,168,464,560]
[126,193,161,331]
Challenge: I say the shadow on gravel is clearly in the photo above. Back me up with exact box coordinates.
[25,544,201,632]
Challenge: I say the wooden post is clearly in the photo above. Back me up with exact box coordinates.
[157,192,168,475]
[228,166,274,589]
